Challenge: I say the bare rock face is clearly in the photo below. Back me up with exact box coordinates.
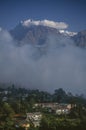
[10,23,60,46]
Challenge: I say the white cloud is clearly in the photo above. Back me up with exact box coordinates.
[0,27,2,31]
[0,28,86,95]
[22,19,68,29]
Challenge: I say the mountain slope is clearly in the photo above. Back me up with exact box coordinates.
[10,22,60,46]
[73,30,86,47]
[10,19,86,48]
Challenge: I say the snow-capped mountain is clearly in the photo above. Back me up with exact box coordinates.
[21,19,77,37]
[10,20,62,46]
[10,19,86,48]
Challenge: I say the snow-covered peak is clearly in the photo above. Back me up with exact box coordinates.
[59,30,77,36]
[21,19,68,30]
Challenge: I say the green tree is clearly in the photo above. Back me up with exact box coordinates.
[2,102,15,118]
[53,88,67,103]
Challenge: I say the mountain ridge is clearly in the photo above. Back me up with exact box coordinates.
[10,19,86,48]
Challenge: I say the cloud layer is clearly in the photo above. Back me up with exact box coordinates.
[0,29,86,95]
[22,19,68,29]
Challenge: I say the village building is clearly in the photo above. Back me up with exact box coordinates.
[26,112,42,127]
[34,103,72,115]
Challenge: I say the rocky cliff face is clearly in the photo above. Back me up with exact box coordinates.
[10,23,60,46]
[10,22,86,48]
[73,30,86,47]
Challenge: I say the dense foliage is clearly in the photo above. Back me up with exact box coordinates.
[0,84,86,130]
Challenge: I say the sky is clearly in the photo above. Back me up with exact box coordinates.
[0,0,86,32]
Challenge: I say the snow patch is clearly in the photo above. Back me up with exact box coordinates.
[59,30,77,36]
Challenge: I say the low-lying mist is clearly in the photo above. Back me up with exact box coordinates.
[0,29,86,95]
